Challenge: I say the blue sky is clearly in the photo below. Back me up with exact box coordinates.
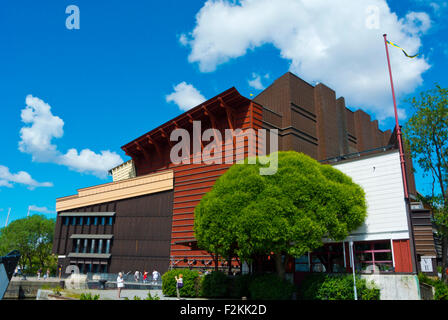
[0,0,447,226]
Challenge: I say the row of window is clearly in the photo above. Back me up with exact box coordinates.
[295,241,394,273]
[63,216,113,226]
[73,238,112,254]
[73,263,108,274]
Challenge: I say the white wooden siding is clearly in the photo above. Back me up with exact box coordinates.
[332,150,409,242]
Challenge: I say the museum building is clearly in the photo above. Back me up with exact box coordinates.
[52,72,436,278]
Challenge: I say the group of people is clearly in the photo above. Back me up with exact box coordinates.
[133,269,160,284]
[36,268,51,280]
[116,269,161,299]
[115,270,184,299]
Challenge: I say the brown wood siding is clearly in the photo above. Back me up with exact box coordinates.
[54,190,174,273]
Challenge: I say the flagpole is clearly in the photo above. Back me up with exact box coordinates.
[383,34,409,199]
[5,208,11,227]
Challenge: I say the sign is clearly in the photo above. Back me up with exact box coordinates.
[420,258,433,272]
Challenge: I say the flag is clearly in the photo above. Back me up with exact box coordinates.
[386,40,419,58]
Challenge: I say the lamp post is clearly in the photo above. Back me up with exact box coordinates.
[349,237,358,300]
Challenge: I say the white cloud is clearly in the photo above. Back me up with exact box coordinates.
[181,0,432,120]
[166,82,206,111]
[18,95,123,178]
[0,165,53,190]
[28,205,56,214]
[248,73,267,90]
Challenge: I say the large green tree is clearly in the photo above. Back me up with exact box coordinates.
[0,214,56,274]
[403,84,448,280]
[194,151,367,279]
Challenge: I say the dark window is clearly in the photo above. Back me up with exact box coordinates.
[354,241,393,273]
[64,217,69,226]
[71,217,76,226]
[93,264,99,273]
[83,239,88,253]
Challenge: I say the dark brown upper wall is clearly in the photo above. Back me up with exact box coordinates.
[53,190,174,273]
[255,72,393,160]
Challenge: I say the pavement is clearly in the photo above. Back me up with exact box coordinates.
[62,288,208,300]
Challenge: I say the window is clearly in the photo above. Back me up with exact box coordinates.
[83,239,88,253]
[71,217,76,226]
[74,239,80,253]
[105,239,111,254]
[94,217,98,225]
[295,255,309,272]
[86,217,90,225]
[354,241,393,273]
[79,217,83,226]
[98,239,103,254]
[90,239,96,254]
[93,264,99,273]
[101,217,106,225]
[108,217,113,225]
[64,217,69,226]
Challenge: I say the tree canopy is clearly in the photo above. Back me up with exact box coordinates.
[0,214,56,274]
[403,84,448,280]
[194,151,367,277]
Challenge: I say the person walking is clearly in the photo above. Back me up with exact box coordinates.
[134,270,140,282]
[46,268,50,280]
[174,274,183,300]
[37,268,42,280]
[143,271,148,284]
[117,272,125,299]
[152,269,159,285]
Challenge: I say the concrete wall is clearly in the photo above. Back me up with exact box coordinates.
[4,278,61,299]
[361,274,420,300]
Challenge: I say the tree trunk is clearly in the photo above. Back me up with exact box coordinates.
[274,253,285,280]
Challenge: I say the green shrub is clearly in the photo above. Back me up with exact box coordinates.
[162,269,201,297]
[228,274,252,299]
[51,286,62,296]
[145,291,160,300]
[419,272,448,300]
[299,274,380,300]
[248,274,295,300]
[200,271,229,298]
[80,293,100,300]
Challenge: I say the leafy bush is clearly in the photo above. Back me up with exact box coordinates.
[248,274,295,300]
[200,271,229,298]
[80,293,100,300]
[228,274,252,299]
[299,274,380,300]
[146,291,160,300]
[162,269,201,297]
[418,272,448,300]
[51,286,62,296]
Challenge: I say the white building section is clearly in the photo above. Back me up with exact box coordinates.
[333,150,409,242]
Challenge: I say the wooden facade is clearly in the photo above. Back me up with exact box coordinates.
[53,71,430,275]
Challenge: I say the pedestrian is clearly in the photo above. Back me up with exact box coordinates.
[37,268,42,280]
[174,274,183,299]
[117,272,124,299]
[143,271,148,284]
[46,268,50,280]
[134,270,140,282]
[152,269,159,285]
